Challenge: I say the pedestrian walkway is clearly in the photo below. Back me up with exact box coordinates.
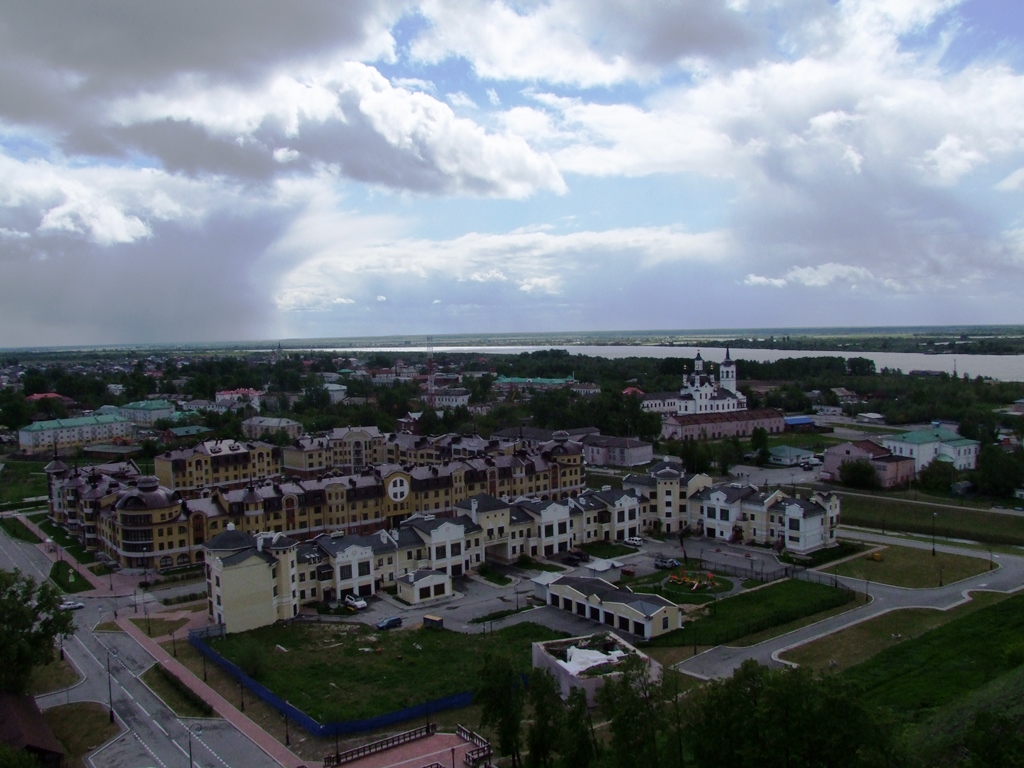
[117,616,311,768]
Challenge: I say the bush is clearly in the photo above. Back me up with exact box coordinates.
[233,638,266,680]
[1003,642,1024,669]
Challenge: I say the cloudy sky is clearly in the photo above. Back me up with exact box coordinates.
[2,0,1023,347]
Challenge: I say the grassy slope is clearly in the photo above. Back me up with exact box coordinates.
[209,621,565,722]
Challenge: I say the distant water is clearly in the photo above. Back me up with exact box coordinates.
[315,344,1024,382]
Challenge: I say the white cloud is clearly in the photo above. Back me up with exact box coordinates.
[486,88,500,105]
[377,295,387,301]
[273,147,300,163]
[744,274,786,288]
[995,167,1024,192]
[518,275,562,294]
[446,91,476,109]
[746,263,877,289]
[108,62,566,198]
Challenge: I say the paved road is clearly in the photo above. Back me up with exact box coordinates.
[675,529,1024,680]
[0,528,284,768]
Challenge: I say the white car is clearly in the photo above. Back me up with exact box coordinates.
[344,594,367,610]
[59,600,85,611]
[624,536,643,548]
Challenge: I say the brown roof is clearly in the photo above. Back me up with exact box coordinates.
[0,692,64,764]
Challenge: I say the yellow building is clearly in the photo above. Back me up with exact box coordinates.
[155,439,283,492]
[204,526,298,633]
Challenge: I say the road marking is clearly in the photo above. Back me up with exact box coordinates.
[154,721,169,737]
[132,729,169,768]
[74,635,104,670]
[192,731,233,768]
[172,739,188,757]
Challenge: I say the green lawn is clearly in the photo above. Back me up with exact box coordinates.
[628,569,734,605]
[31,513,96,564]
[130,616,191,638]
[824,544,992,588]
[643,578,856,648]
[140,665,213,718]
[765,434,843,452]
[0,460,49,504]
[843,591,1024,723]
[43,702,121,768]
[0,515,41,542]
[837,494,1024,546]
[50,560,93,593]
[581,541,636,559]
[28,656,81,696]
[514,556,564,572]
[781,591,1008,673]
[208,621,566,722]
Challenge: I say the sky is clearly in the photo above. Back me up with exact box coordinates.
[2,0,1024,347]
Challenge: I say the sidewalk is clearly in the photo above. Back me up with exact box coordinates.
[117,616,312,768]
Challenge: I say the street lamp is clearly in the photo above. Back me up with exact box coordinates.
[931,512,937,557]
[106,648,119,723]
[187,723,203,768]
[283,710,290,746]
[171,629,177,657]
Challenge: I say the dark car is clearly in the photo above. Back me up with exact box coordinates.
[571,549,591,562]
[376,616,403,630]
[562,553,581,566]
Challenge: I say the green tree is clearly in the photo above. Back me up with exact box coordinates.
[476,653,525,767]
[974,446,1024,498]
[916,459,958,494]
[0,743,42,768]
[598,654,665,768]
[839,458,881,489]
[750,427,770,466]
[962,710,1024,768]
[0,569,76,694]
[560,687,599,768]
[525,668,563,768]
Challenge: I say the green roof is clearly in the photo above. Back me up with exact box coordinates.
[496,376,575,385]
[121,400,175,411]
[20,415,129,432]
[167,425,212,437]
[886,428,969,445]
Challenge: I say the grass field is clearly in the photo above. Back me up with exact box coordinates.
[765,433,843,452]
[140,665,213,718]
[837,493,1024,546]
[43,702,120,768]
[581,541,637,559]
[642,578,856,648]
[842,591,1024,723]
[50,560,93,593]
[130,616,191,638]
[780,591,1009,673]
[28,656,81,696]
[169,637,497,762]
[208,621,565,723]
[0,515,41,542]
[824,544,992,588]
[31,512,97,564]
[0,460,49,504]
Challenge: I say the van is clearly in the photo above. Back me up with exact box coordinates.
[624,536,643,547]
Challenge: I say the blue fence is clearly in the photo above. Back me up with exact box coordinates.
[188,632,476,737]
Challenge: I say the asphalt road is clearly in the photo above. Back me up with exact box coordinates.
[0,529,283,768]
[674,528,1024,680]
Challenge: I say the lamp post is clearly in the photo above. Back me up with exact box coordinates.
[106,648,118,723]
[239,680,245,711]
[144,601,151,637]
[931,512,937,557]
[202,650,207,682]
[171,629,177,657]
[187,723,203,768]
[283,710,290,746]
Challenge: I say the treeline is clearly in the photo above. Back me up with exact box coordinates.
[476,656,944,768]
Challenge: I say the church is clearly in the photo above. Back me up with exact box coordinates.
[640,350,747,416]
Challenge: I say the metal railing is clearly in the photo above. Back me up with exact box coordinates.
[323,723,437,766]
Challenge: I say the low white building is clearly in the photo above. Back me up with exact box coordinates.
[881,428,980,472]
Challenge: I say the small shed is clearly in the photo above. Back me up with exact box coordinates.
[580,558,623,582]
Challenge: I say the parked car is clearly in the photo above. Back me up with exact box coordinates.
[624,536,643,547]
[562,554,581,566]
[344,594,367,610]
[376,616,403,630]
[653,557,681,570]
[570,548,591,562]
[59,600,85,611]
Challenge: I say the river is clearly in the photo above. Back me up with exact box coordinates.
[310,344,1024,382]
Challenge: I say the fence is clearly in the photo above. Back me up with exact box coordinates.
[696,558,789,583]
[188,632,478,737]
[323,723,436,766]
[458,725,493,767]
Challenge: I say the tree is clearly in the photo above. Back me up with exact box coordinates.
[0,569,76,694]
[0,743,42,768]
[974,446,1024,499]
[525,668,563,768]
[916,459,958,495]
[839,459,881,490]
[560,687,599,768]
[598,654,665,768]
[962,709,1024,768]
[476,653,525,767]
[750,427,770,465]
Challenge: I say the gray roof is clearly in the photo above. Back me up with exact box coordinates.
[552,576,675,617]
[204,527,256,552]
[221,547,277,567]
